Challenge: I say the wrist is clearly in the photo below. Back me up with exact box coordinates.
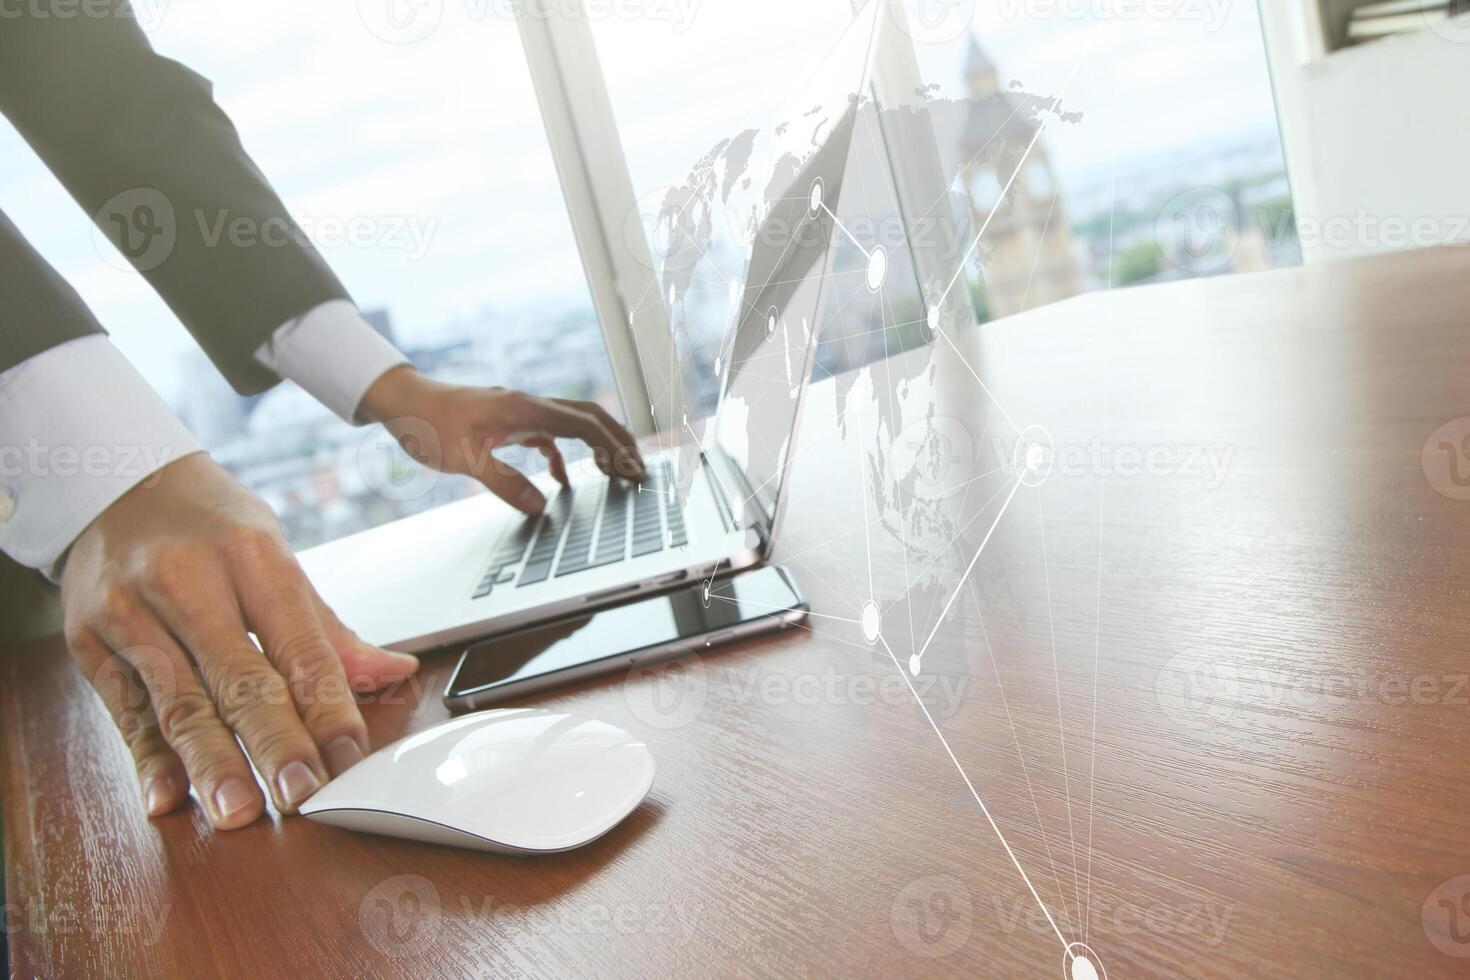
[358,365,433,424]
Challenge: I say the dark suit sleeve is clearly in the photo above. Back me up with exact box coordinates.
[0,209,105,372]
[0,2,352,394]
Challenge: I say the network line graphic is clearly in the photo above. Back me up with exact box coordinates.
[620,5,1118,977]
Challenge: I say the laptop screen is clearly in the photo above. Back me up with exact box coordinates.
[705,0,891,533]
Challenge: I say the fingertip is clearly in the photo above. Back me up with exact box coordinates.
[342,645,419,692]
[613,443,645,481]
[383,649,420,674]
[536,443,571,487]
[325,734,366,776]
[211,777,265,830]
[515,486,547,514]
[275,761,324,813]
[144,774,187,817]
[212,805,265,831]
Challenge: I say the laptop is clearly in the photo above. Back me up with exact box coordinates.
[299,1,886,653]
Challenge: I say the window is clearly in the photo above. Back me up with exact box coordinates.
[588,0,939,405]
[589,0,858,422]
[0,1,621,549]
[894,0,1300,309]
[577,0,1299,401]
[2,1,1303,548]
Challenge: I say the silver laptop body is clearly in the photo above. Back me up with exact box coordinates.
[299,3,883,652]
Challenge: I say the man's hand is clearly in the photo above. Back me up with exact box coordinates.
[61,453,419,829]
[358,366,646,513]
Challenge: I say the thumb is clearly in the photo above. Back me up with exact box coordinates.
[312,595,419,692]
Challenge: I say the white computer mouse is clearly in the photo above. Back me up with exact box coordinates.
[300,709,655,854]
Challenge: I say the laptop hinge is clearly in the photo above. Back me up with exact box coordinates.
[701,449,773,555]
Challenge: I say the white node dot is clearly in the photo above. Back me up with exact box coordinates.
[1062,943,1106,980]
[908,654,922,676]
[702,584,711,603]
[1014,425,1055,489]
[860,600,881,644]
[667,283,675,307]
[926,304,940,333]
[866,247,887,292]
[727,279,739,306]
[767,313,777,335]
[808,177,824,215]
[714,356,721,376]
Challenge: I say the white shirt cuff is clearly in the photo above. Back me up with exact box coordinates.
[253,299,410,424]
[0,336,203,577]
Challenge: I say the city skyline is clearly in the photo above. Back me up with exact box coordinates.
[0,1,1290,411]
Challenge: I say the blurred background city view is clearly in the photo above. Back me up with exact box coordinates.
[181,300,617,546]
[0,0,1299,551]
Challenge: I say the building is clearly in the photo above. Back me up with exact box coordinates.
[957,39,1083,320]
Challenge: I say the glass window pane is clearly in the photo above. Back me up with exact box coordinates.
[895,0,1300,318]
[593,0,859,422]
[594,2,1299,403]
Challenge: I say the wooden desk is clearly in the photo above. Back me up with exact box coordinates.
[7,246,1470,978]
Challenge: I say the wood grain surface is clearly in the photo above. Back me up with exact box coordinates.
[6,246,1470,978]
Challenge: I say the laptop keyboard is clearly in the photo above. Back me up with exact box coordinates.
[471,461,686,599]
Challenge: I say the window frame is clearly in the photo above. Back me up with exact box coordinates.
[515,0,681,437]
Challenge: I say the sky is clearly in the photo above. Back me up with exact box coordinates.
[0,0,1285,407]
[598,0,1285,197]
